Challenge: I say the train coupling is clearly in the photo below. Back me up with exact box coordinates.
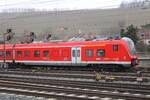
[131,56,139,66]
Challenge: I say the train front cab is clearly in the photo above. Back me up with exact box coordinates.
[122,37,139,67]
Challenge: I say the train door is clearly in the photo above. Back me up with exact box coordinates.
[72,47,81,64]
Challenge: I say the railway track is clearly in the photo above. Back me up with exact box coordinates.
[0,79,150,100]
[0,70,150,82]
[5,67,150,75]
[0,70,149,100]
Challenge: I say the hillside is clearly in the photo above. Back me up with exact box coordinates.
[0,8,150,40]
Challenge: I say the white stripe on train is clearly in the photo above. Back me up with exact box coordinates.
[6,60,131,64]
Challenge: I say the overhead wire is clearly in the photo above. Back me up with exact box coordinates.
[0,0,121,21]
[0,0,65,7]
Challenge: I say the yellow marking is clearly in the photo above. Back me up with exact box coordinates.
[86,44,106,47]
[95,74,105,81]
[136,77,143,82]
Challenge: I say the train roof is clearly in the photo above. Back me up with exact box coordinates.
[15,40,125,48]
[0,44,14,49]
[0,40,126,49]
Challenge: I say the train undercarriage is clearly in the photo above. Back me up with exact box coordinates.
[0,62,134,72]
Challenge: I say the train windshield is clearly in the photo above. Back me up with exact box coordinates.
[121,37,136,55]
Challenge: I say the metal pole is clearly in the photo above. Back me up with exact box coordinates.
[3,33,6,68]
[3,0,6,68]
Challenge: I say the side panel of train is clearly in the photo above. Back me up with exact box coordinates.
[15,47,72,66]
[0,45,14,64]
[81,43,132,67]
[14,42,132,67]
[0,39,137,68]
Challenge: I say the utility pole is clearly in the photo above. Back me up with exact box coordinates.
[3,32,6,68]
[3,0,7,69]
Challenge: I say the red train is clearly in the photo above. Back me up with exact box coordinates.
[0,37,138,71]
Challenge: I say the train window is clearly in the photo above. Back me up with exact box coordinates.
[17,51,22,57]
[0,51,4,57]
[85,50,93,57]
[113,45,118,51]
[72,50,76,57]
[24,51,30,57]
[34,51,40,57]
[77,50,80,57]
[43,50,49,57]
[6,51,11,57]
[97,50,105,57]
[72,50,80,57]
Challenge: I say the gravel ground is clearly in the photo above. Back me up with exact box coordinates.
[0,93,56,100]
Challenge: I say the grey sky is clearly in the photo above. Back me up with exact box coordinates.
[0,0,134,10]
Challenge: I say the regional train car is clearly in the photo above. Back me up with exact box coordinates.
[0,37,139,71]
[0,44,14,63]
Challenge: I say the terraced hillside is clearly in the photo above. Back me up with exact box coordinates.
[0,8,150,40]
